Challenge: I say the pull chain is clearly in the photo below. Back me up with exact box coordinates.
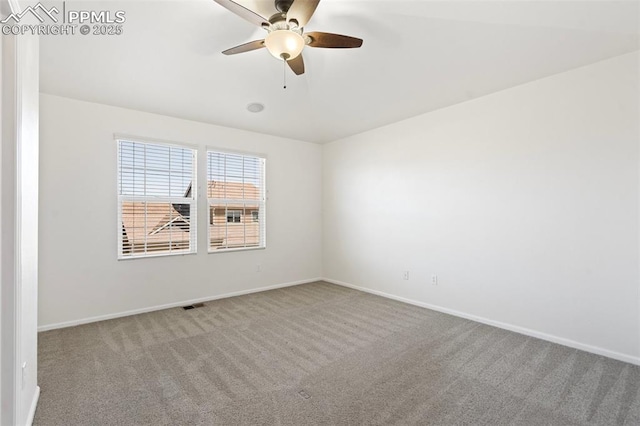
[283,59,287,89]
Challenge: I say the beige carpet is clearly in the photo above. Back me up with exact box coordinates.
[35,281,640,425]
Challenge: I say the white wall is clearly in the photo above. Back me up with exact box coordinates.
[323,52,640,364]
[39,94,322,329]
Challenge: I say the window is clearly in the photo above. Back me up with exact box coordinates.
[226,210,242,223]
[117,139,197,258]
[208,150,266,251]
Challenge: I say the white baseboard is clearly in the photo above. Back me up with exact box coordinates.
[323,278,640,366]
[38,278,323,332]
[26,386,40,426]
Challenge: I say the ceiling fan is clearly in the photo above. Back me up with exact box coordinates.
[213,0,363,75]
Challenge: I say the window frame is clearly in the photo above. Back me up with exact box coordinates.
[207,149,267,253]
[116,137,198,260]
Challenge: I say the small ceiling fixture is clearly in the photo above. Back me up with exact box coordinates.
[213,0,363,77]
[247,103,265,113]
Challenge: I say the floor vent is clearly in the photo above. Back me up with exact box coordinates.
[183,303,205,310]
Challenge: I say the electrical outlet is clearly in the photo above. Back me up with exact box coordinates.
[256,264,262,272]
[403,271,409,280]
[431,275,438,286]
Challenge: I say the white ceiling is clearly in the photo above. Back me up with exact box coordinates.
[40,0,640,143]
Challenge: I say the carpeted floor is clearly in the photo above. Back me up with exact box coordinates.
[35,281,640,425]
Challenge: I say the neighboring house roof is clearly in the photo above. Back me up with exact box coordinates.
[121,202,191,251]
[207,181,260,200]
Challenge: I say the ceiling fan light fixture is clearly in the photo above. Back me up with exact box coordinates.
[264,29,305,61]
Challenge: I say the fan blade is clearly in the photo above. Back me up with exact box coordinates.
[287,0,320,28]
[306,32,363,49]
[287,55,305,75]
[222,39,265,55]
[213,0,269,27]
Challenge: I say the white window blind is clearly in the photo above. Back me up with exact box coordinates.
[117,139,197,258]
[207,150,266,252]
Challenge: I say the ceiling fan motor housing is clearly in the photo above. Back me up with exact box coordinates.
[275,0,294,13]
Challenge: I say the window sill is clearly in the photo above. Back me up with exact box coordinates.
[208,246,266,254]
[118,251,197,261]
